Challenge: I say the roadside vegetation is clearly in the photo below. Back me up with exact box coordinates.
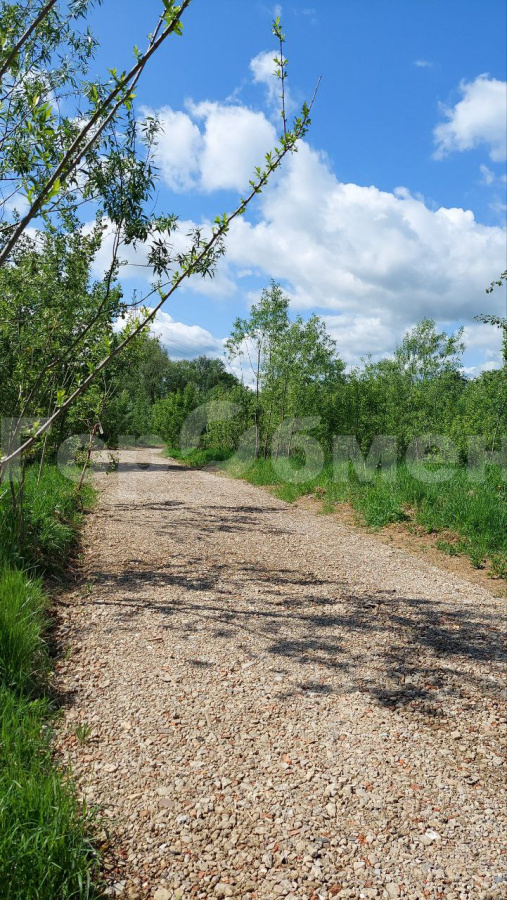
[0,3,307,894]
[152,283,506,579]
[0,0,505,893]
[225,457,507,577]
[0,468,99,899]
[166,439,506,578]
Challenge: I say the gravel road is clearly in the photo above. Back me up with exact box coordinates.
[56,450,506,900]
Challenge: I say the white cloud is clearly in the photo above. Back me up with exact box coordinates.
[461,325,504,373]
[250,50,280,109]
[322,315,397,366]
[1,190,30,216]
[479,163,495,185]
[225,141,506,328]
[434,74,507,161]
[414,59,433,69]
[192,101,277,192]
[89,215,237,300]
[148,107,202,192]
[150,311,224,360]
[90,220,149,280]
[489,199,507,217]
[249,49,295,118]
[462,321,504,356]
[106,120,504,369]
[109,71,506,374]
[150,101,277,194]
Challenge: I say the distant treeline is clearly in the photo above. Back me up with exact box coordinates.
[3,276,505,465]
[88,283,506,464]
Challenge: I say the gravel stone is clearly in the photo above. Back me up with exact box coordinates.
[55,450,507,899]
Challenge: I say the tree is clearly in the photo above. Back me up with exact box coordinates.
[477,270,507,367]
[160,356,238,396]
[226,282,343,457]
[394,318,465,380]
[226,281,291,456]
[0,5,318,481]
[0,227,123,426]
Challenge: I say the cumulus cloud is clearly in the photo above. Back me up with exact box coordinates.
[103,123,505,370]
[150,311,224,359]
[322,315,396,366]
[434,74,507,161]
[1,190,30,216]
[90,220,149,281]
[191,101,277,192]
[249,49,296,118]
[250,50,280,108]
[106,66,506,374]
[462,321,504,354]
[89,215,237,301]
[461,322,504,373]
[225,142,506,329]
[148,108,202,192]
[148,101,276,194]
[414,59,433,69]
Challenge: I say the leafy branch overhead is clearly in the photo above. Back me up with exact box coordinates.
[0,2,320,477]
[477,269,507,366]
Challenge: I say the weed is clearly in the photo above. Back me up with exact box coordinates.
[0,465,94,574]
[0,569,48,694]
[490,555,507,580]
[73,721,92,744]
[0,687,99,898]
[435,539,460,556]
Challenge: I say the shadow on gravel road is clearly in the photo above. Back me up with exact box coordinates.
[85,555,504,719]
[80,453,505,719]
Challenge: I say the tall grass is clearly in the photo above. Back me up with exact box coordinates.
[227,456,507,576]
[165,445,233,468]
[0,465,100,899]
[0,570,48,694]
[0,687,98,900]
[0,465,93,573]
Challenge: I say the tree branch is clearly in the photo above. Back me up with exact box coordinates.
[0,0,193,267]
[0,108,311,476]
[0,0,59,81]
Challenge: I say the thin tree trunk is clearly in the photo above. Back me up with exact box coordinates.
[77,423,99,493]
[36,430,49,486]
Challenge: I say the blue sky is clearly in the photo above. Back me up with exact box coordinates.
[89,0,506,373]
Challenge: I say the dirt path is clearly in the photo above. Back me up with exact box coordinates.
[57,450,506,900]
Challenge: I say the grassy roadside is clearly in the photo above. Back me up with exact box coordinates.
[0,465,101,899]
[165,446,233,468]
[0,465,94,574]
[210,454,506,580]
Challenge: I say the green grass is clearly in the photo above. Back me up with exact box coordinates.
[0,465,93,574]
[0,686,99,900]
[227,456,507,577]
[0,465,101,899]
[0,570,49,695]
[165,445,234,468]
